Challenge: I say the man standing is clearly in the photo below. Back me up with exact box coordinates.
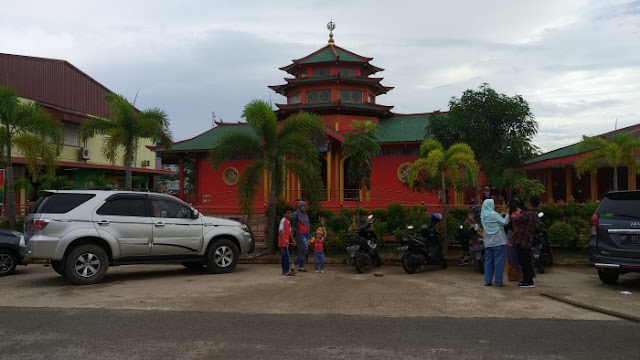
[511,195,539,288]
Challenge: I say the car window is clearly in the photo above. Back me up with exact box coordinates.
[30,193,96,214]
[151,198,192,219]
[97,198,148,217]
[598,195,640,218]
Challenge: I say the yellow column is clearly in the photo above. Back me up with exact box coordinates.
[565,167,573,202]
[628,169,637,190]
[590,172,598,202]
[326,150,332,201]
[297,179,302,199]
[366,188,371,202]
[545,169,554,203]
[339,157,345,202]
[263,169,268,201]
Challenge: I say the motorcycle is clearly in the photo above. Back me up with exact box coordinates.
[347,214,382,273]
[532,212,553,274]
[454,206,485,273]
[397,212,447,274]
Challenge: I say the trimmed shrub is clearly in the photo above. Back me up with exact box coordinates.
[447,207,470,225]
[567,216,590,236]
[579,201,598,222]
[539,203,563,224]
[386,202,406,232]
[325,230,349,254]
[548,221,576,248]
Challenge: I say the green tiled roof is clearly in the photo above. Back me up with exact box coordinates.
[161,124,256,152]
[524,144,578,164]
[300,46,369,64]
[162,112,440,152]
[377,114,437,143]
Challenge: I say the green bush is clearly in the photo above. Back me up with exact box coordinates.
[548,221,576,248]
[318,209,335,222]
[0,217,25,231]
[325,230,350,254]
[386,202,406,232]
[565,201,580,218]
[539,203,564,224]
[567,216,589,236]
[447,207,470,225]
[326,215,350,234]
[579,201,598,222]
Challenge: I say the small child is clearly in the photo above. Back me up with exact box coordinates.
[279,210,296,276]
[309,227,326,273]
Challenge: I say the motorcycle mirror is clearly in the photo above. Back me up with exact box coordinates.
[459,225,463,229]
[538,212,544,218]
[408,225,414,230]
[367,214,374,220]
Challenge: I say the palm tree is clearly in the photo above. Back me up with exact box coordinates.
[80,93,173,189]
[0,86,64,229]
[576,133,640,192]
[210,100,325,253]
[341,121,380,198]
[407,140,479,240]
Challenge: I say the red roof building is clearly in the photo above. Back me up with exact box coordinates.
[0,52,171,207]
[519,124,640,203]
[158,32,461,214]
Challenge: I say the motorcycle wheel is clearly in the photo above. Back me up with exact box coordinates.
[401,252,420,274]
[537,260,545,274]
[373,256,382,267]
[354,252,366,274]
[542,253,553,267]
[440,258,448,269]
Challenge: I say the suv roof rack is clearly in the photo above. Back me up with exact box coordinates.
[58,187,161,193]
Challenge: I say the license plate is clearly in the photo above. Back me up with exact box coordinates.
[621,234,640,245]
[347,245,360,251]
[397,246,409,251]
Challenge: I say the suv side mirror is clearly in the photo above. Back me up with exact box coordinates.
[192,209,200,219]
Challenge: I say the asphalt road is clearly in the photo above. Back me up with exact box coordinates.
[1,306,639,360]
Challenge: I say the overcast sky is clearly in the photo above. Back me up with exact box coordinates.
[2,0,639,152]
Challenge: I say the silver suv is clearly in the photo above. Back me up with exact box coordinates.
[23,189,255,285]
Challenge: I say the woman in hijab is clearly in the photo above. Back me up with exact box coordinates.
[292,200,311,272]
[480,199,509,287]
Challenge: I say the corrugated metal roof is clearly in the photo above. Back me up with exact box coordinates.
[0,53,115,118]
[525,123,640,165]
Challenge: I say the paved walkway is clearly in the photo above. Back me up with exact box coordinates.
[2,263,638,321]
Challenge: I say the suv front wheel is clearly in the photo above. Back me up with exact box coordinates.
[205,239,239,274]
[65,244,109,285]
[597,268,620,284]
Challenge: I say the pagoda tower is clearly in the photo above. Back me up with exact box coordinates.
[269,21,394,133]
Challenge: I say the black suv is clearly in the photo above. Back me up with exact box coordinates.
[588,191,640,284]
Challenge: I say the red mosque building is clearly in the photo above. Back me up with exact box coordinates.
[158,29,455,213]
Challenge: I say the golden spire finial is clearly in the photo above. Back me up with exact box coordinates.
[327,20,336,45]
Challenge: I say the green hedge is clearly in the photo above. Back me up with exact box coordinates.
[547,222,577,248]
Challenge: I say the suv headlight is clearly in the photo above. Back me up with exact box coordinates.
[239,223,251,234]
